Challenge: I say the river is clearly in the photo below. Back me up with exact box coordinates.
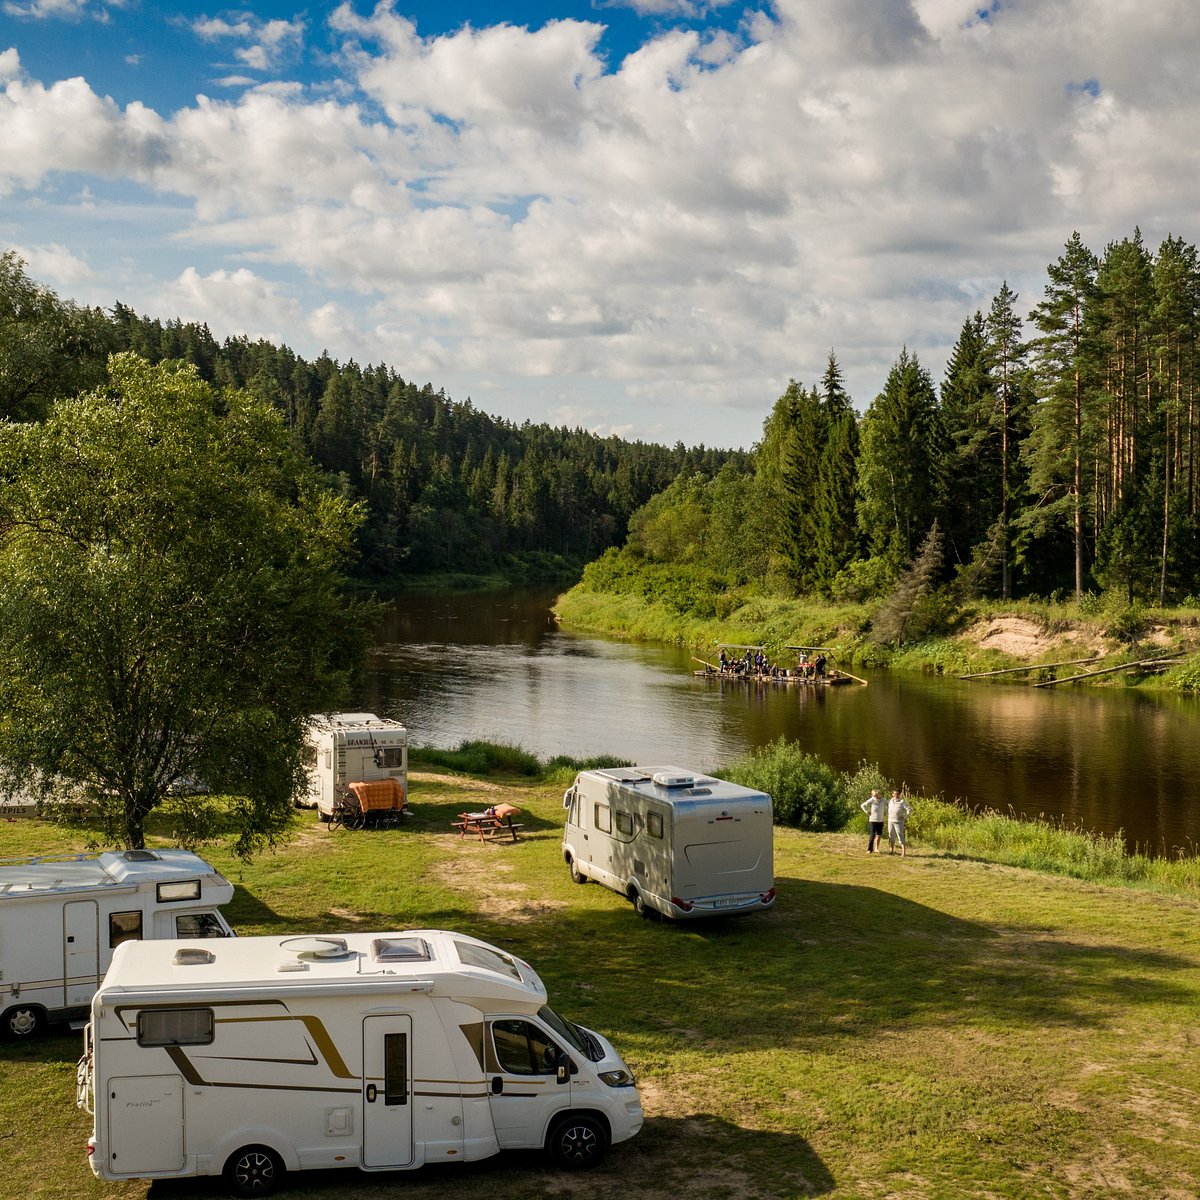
[361,588,1200,854]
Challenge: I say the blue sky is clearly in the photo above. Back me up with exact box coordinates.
[3,1,1199,447]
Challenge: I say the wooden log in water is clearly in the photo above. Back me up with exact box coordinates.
[959,655,1103,680]
[1033,655,1184,687]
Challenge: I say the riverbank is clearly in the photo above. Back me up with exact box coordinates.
[553,584,1200,691]
[6,772,1198,1199]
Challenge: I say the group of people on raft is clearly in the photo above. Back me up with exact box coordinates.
[716,647,827,680]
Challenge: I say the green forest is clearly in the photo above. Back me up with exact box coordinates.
[0,248,742,584]
[4,227,1199,610]
[574,229,1200,637]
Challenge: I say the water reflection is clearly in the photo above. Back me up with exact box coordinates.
[363,589,1200,852]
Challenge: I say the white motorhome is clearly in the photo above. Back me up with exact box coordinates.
[301,712,408,820]
[562,766,776,920]
[79,929,643,1197]
[0,849,234,1038]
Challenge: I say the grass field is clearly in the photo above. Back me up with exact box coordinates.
[3,772,1199,1200]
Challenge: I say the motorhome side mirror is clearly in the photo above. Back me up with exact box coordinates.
[562,789,573,809]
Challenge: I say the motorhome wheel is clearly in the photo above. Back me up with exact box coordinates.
[3,1005,44,1039]
[547,1113,609,1169]
[223,1145,284,1198]
[632,892,653,919]
[569,860,587,885]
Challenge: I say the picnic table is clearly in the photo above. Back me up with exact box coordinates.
[452,810,524,842]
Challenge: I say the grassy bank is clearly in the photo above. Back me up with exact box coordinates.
[554,585,1200,691]
[4,771,1199,1200]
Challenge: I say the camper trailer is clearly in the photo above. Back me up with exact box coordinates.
[301,712,408,821]
[0,849,234,1038]
[562,766,775,920]
[79,929,643,1197]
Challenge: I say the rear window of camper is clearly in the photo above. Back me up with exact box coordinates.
[647,812,664,838]
[137,1008,214,1047]
[376,747,404,768]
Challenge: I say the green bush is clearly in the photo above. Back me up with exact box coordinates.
[410,740,541,777]
[724,738,851,831]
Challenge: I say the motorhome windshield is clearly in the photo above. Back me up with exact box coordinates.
[537,1004,599,1060]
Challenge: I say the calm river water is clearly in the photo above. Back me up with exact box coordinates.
[362,589,1200,853]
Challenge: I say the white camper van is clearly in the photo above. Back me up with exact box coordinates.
[79,929,643,1197]
[0,849,234,1038]
[562,766,776,920]
[301,712,408,821]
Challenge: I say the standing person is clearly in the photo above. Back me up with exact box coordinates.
[887,789,912,856]
[860,788,886,853]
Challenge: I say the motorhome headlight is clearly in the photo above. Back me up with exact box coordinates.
[598,1068,635,1088]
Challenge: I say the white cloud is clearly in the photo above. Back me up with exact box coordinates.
[0,47,21,83]
[5,0,1200,444]
[191,14,304,75]
[2,0,115,19]
[9,241,95,285]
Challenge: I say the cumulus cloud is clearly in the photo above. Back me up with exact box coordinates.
[5,0,1200,443]
[191,14,305,74]
[10,241,95,285]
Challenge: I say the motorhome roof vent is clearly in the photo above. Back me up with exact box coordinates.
[372,937,432,963]
[652,772,694,788]
[279,936,352,961]
[173,947,215,966]
[122,849,160,862]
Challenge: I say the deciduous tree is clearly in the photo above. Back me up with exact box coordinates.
[0,354,367,854]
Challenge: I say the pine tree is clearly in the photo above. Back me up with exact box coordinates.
[811,353,860,593]
[985,282,1032,598]
[857,349,944,562]
[1024,233,1102,599]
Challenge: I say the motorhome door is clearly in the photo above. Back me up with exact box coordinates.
[63,900,99,1007]
[485,1018,573,1148]
[361,1015,414,1168]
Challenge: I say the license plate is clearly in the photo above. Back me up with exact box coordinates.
[712,897,742,908]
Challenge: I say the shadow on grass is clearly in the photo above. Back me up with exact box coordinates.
[143,1113,833,1200]
[449,873,1196,1050]
[212,868,1196,1050]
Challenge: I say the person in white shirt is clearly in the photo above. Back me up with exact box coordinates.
[860,788,886,853]
[887,789,912,856]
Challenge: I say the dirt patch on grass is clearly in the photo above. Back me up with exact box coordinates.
[428,851,568,922]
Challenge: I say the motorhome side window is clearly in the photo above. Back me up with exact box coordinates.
[175,912,228,938]
[137,1007,215,1047]
[491,1019,559,1075]
[595,803,612,833]
[615,810,634,836]
[157,879,201,903]
[647,812,664,839]
[109,910,143,948]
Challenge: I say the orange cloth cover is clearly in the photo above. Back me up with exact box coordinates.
[348,779,406,811]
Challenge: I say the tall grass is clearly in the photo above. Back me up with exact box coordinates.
[409,740,631,786]
[909,797,1200,892]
